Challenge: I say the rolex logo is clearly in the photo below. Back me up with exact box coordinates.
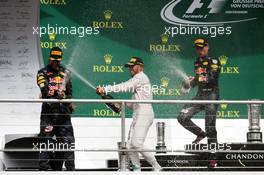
[93,54,123,73]
[104,54,113,65]
[161,77,170,88]
[160,34,169,44]
[220,103,228,110]
[220,55,239,74]
[104,10,113,21]
[149,34,181,52]
[217,103,240,118]
[153,77,181,96]
[40,0,67,5]
[219,55,228,66]
[93,10,123,29]
[48,29,56,41]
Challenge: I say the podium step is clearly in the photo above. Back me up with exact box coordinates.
[107,143,264,170]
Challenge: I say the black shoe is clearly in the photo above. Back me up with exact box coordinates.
[192,132,206,144]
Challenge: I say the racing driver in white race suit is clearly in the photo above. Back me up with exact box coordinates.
[96,57,162,171]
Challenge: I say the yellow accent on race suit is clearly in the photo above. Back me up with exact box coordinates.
[202,62,208,65]
[38,79,46,84]
[211,64,218,69]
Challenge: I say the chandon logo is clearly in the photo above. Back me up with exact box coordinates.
[160,0,257,26]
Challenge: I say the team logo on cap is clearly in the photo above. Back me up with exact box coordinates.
[194,38,208,47]
[194,39,205,44]
[51,51,62,56]
[130,58,137,63]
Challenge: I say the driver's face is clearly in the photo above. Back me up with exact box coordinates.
[49,60,60,70]
[195,45,209,57]
[129,65,137,76]
[129,65,142,77]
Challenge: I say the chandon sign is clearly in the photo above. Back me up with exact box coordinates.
[226,153,264,160]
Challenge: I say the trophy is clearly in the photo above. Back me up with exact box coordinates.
[117,142,130,171]
[247,99,262,143]
[156,122,167,153]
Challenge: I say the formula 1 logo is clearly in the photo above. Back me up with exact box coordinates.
[161,0,257,26]
[186,0,226,14]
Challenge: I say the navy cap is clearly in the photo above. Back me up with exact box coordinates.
[124,57,144,67]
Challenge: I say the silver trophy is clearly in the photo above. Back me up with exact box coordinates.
[156,122,167,153]
[117,142,130,171]
[247,99,262,143]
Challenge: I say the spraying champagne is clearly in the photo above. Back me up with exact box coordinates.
[96,87,121,113]
[66,64,121,113]
[180,76,193,95]
[58,69,70,99]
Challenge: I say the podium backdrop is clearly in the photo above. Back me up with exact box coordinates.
[39,0,264,119]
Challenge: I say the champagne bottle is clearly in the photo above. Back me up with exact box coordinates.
[98,93,121,113]
[58,69,70,99]
[180,78,191,95]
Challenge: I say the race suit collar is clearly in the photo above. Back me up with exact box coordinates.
[134,71,143,77]
[47,64,62,73]
[198,55,209,61]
